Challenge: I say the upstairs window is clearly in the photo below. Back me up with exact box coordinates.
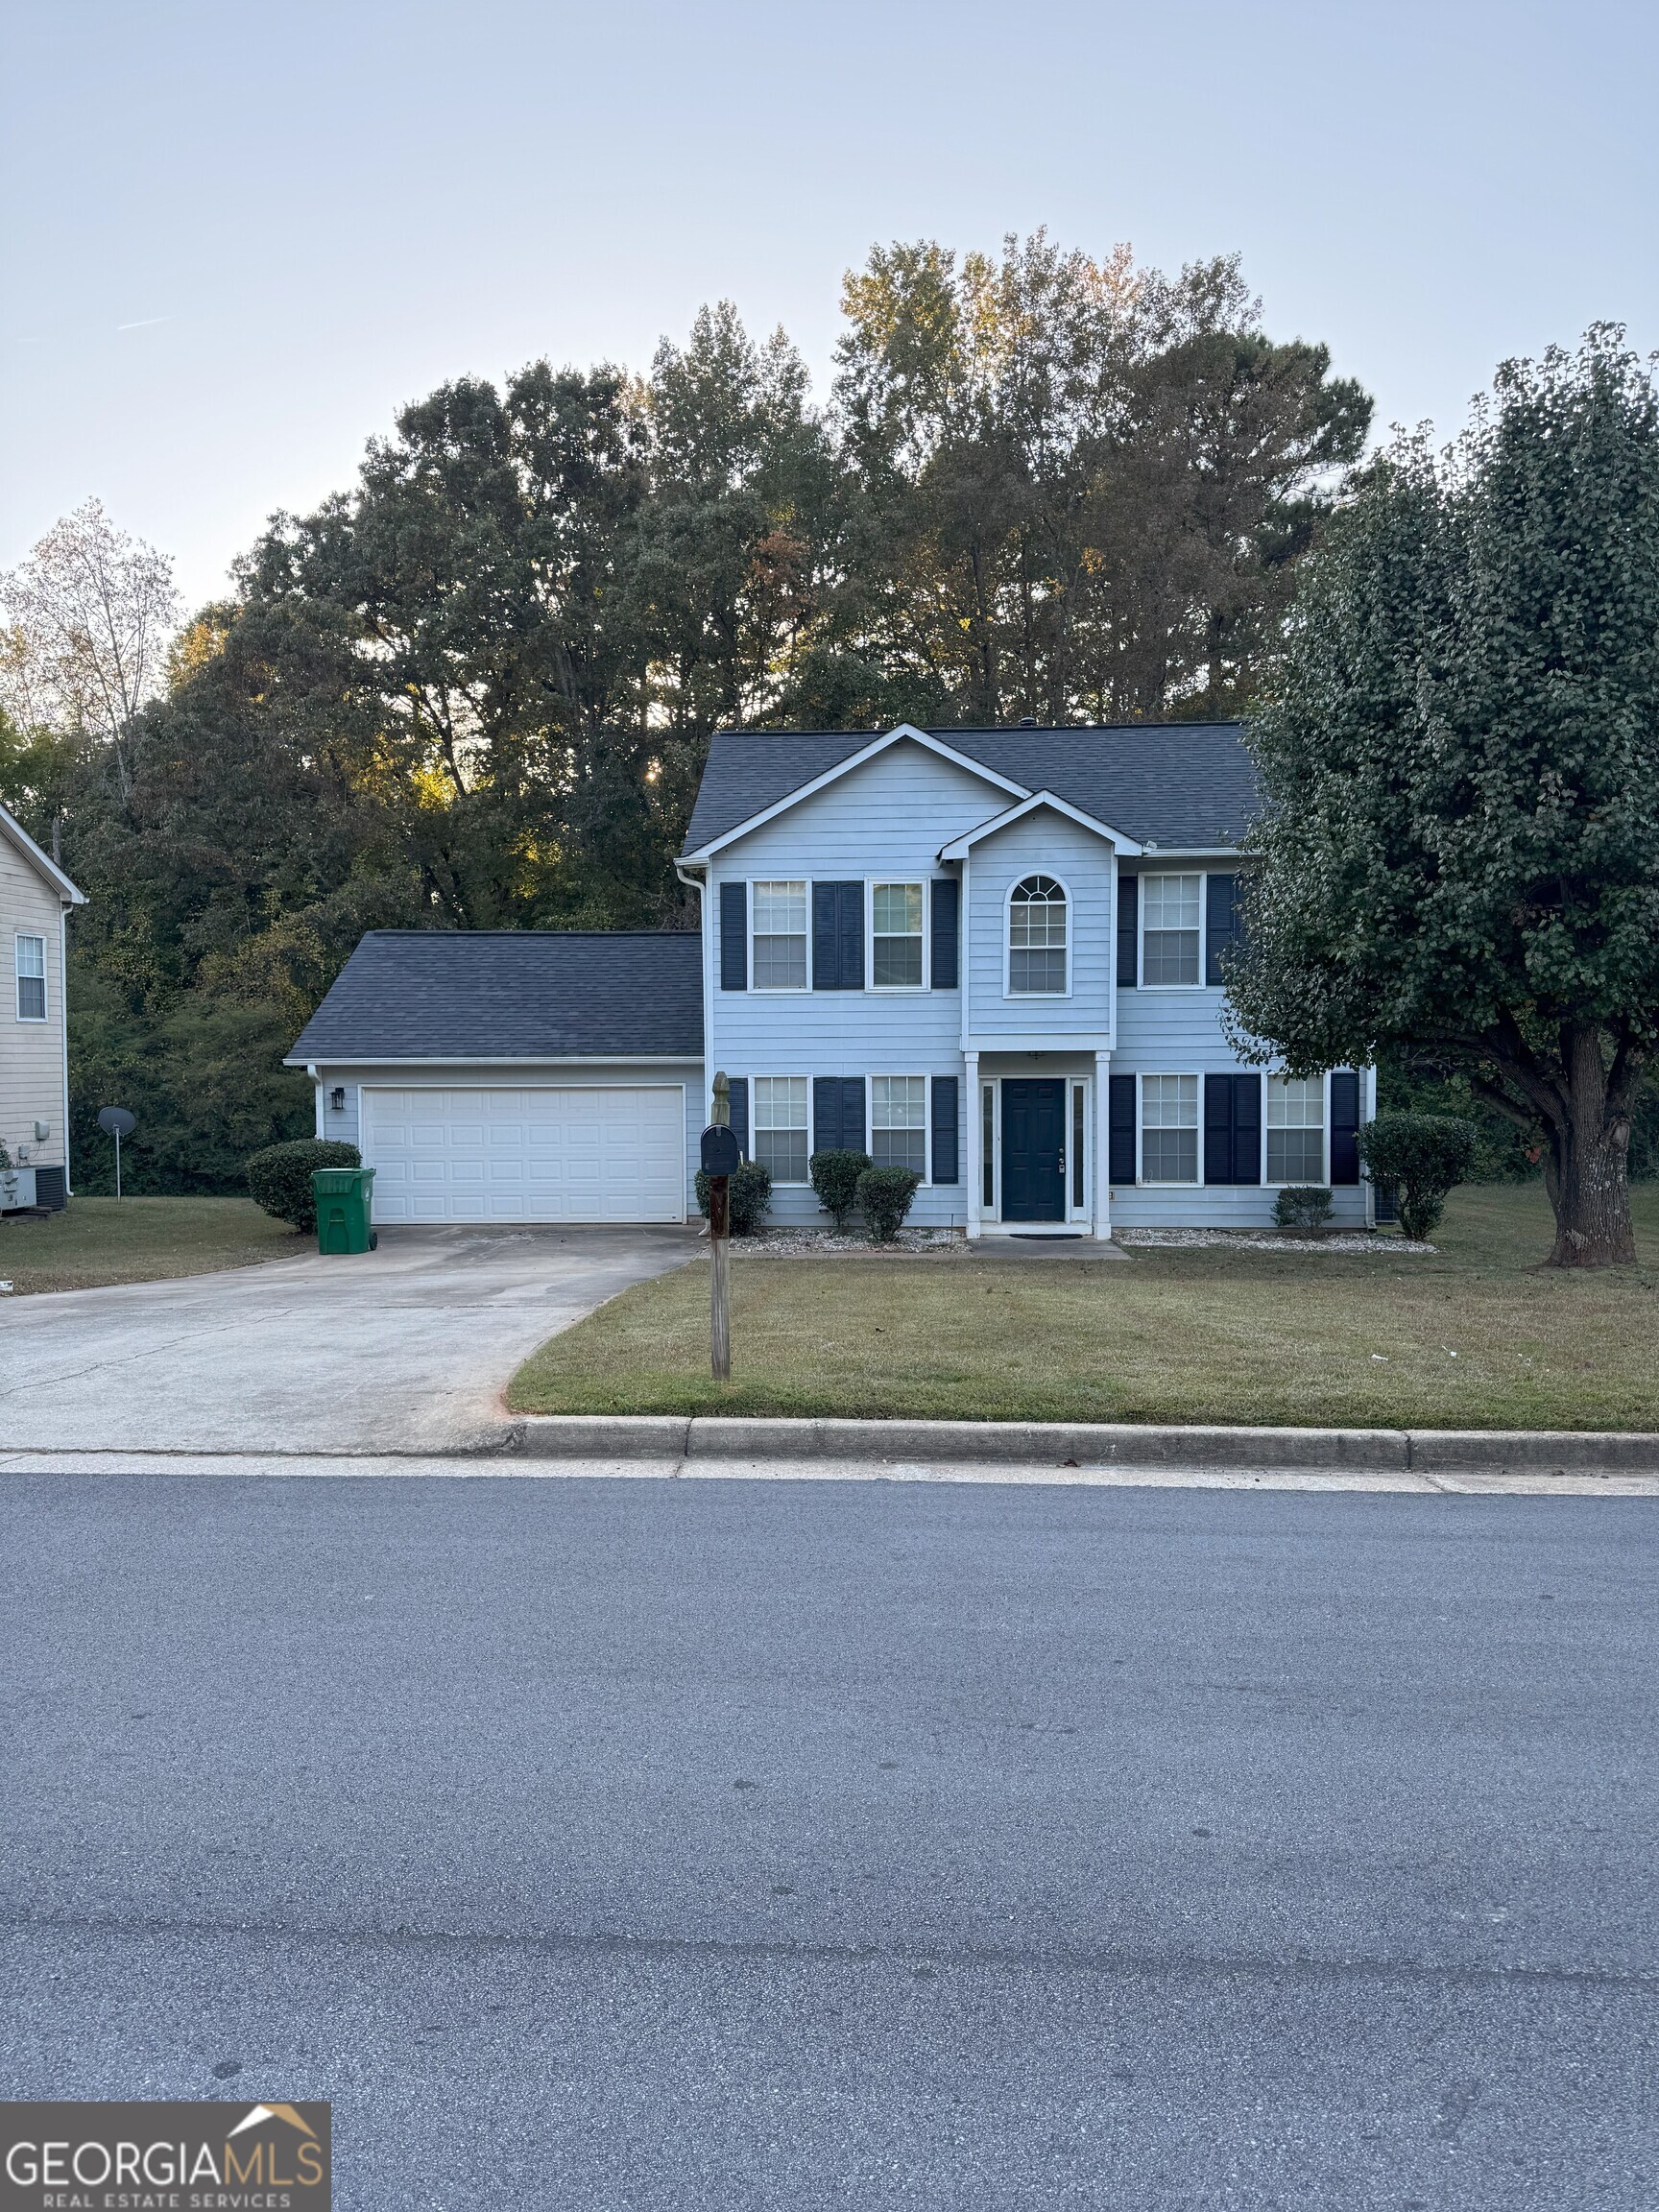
[1268,1075,1325,1184]
[872,882,924,987]
[15,934,46,1022]
[753,1077,809,1183]
[872,1075,926,1175]
[1008,876,1068,994]
[752,881,807,989]
[1142,875,1202,985]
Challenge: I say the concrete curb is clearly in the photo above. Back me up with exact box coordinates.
[498,1415,1659,1474]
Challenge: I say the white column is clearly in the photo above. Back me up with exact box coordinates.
[965,1051,981,1238]
[1094,1050,1112,1238]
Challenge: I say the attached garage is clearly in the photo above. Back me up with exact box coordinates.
[286,929,705,1227]
[364,1083,686,1224]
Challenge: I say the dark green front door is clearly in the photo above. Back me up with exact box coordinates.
[1001,1079,1066,1221]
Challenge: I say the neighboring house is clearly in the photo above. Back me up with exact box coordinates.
[0,797,85,1212]
[287,721,1377,1235]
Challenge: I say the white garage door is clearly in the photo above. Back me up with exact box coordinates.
[363,1086,686,1224]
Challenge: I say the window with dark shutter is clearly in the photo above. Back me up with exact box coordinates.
[930,877,959,989]
[719,882,748,991]
[1116,875,1138,987]
[1330,1071,1360,1184]
[728,1076,750,1159]
[1109,1073,1136,1183]
[1205,875,1243,986]
[1204,1073,1262,1185]
[811,881,864,990]
[931,1076,959,1183]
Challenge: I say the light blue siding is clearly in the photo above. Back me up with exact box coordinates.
[963,811,1114,1045]
[707,740,1005,1227]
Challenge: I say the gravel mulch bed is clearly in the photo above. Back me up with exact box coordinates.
[712,1227,970,1258]
[1116,1228,1436,1255]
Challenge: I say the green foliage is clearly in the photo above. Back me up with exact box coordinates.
[246,1139,361,1230]
[1273,1186,1334,1231]
[855,1165,922,1242]
[808,1148,874,1231]
[1358,1114,1478,1242]
[1228,328,1659,1264]
[694,1159,773,1236]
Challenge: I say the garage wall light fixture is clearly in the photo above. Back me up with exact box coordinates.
[328,1087,346,1112]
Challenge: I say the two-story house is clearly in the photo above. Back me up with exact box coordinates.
[1,795,85,1211]
[288,721,1377,1234]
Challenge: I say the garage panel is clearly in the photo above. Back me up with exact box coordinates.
[363,1086,686,1223]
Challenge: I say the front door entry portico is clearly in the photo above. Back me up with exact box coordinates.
[1001,1078,1067,1221]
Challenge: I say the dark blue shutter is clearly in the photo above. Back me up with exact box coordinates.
[812,1076,842,1152]
[1233,1071,1261,1184]
[1205,1073,1262,1185]
[1206,874,1241,986]
[839,1076,866,1153]
[719,881,747,991]
[1117,875,1138,987]
[1109,1074,1136,1184]
[1331,1071,1360,1185]
[931,1075,959,1183]
[838,881,864,990]
[930,877,959,989]
[728,1077,749,1160]
[811,881,863,990]
[1204,1075,1234,1186]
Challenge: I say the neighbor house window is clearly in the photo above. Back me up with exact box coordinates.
[15,934,46,1022]
[872,882,924,987]
[1268,1075,1325,1184]
[872,1075,926,1175]
[752,881,807,988]
[753,1076,809,1183]
[1008,876,1067,994]
[1142,875,1202,985]
[1142,1074,1199,1182]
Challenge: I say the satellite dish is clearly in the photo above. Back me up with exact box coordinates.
[98,1107,136,1139]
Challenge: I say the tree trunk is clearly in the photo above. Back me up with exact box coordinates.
[1541,1029,1636,1267]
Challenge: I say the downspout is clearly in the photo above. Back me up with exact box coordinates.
[60,902,72,1196]
[307,1065,324,1139]
[674,860,710,1119]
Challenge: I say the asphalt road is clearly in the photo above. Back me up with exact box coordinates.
[1,1476,1653,2210]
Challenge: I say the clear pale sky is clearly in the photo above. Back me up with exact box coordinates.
[4,0,1655,612]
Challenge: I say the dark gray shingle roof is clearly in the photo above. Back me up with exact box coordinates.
[286,930,703,1064]
[681,722,1258,854]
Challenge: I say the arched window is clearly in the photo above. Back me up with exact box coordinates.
[1008,876,1068,994]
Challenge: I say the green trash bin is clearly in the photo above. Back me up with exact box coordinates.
[313,1166,377,1255]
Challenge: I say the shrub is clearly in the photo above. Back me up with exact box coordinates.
[1273,1186,1334,1231]
[694,1158,774,1236]
[855,1165,921,1242]
[247,1139,361,1231]
[809,1147,874,1231]
[1358,1113,1478,1241]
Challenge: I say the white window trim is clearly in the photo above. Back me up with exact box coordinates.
[866,877,929,992]
[1263,1070,1331,1189]
[15,931,48,1022]
[868,1072,932,1186]
[1137,1070,1204,1187]
[748,879,811,994]
[1003,872,1073,1000]
[1138,871,1207,992]
[751,1072,813,1184]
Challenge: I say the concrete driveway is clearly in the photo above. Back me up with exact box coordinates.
[0,1225,698,1455]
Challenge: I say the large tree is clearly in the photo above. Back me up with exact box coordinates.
[1226,328,1659,1266]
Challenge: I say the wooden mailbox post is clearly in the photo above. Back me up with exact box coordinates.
[702,1071,739,1381]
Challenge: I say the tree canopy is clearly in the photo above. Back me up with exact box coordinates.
[1226,327,1659,1265]
[0,231,1370,1191]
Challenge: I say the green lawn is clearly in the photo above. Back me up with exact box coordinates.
[0,1196,304,1295]
[507,1184,1659,1431]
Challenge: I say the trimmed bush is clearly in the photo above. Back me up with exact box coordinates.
[694,1158,774,1237]
[1358,1112,1478,1241]
[1274,1185,1334,1231]
[809,1147,874,1231]
[246,1138,361,1231]
[855,1165,921,1243]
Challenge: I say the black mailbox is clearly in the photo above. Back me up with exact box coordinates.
[700,1125,741,1177]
